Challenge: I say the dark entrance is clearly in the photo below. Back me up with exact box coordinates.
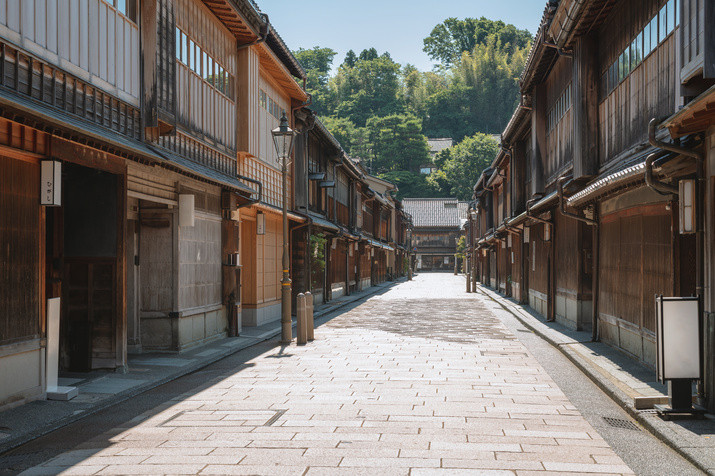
[49,163,119,372]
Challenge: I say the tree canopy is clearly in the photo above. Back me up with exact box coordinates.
[291,17,531,200]
[423,17,532,66]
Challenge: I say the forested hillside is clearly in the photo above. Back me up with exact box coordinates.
[294,17,531,200]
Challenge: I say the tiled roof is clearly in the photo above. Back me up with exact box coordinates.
[427,138,453,156]
[402,198,463,228]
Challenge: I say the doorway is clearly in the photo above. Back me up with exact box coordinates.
[50,163,119,372]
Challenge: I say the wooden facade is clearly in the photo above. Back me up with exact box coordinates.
[0,0,292,409]
[469,0,715,412]
[291,114,407,304]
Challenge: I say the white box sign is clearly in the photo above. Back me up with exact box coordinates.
[655,296,701,383]
[41,160,62,206]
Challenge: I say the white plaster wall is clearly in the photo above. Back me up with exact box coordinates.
[0,343,45,410]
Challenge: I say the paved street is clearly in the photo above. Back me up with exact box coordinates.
[3,274,700,475]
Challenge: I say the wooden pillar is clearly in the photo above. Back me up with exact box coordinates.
[530,86,547,197]
[141,0,158,140]
[572,34,599,180]
[116,167,128,371]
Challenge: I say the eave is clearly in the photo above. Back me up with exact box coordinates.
[663,85,715,139]
[257,42,308,102]
[547,0,616,49]
[202,0,264,43]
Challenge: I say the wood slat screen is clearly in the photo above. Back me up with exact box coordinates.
[528,223,549,295]
[0,157,41,345]
[329,240,347,286]
[555,212,579,298]
[0,40,141,140]
[598,204,672,332]
[597,0,677,166]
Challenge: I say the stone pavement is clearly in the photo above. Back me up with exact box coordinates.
[14,274,642,475]
[0,280,396,456]
[476,283,715,475]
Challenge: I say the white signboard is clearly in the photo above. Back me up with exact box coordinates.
[256,212,266,235]
[655,296,701,383]
[41,160,62,206]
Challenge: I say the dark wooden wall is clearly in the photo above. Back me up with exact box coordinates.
[555,211,579,302]
[329,239,347,285]
[528,223,550,295]
[0,156,41,345]
[544,57,573,184]
[597,0,676,166]
[598,203,672,333]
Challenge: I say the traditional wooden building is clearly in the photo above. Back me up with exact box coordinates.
[0,0,267,409]
[293,113,360,305]
[0,0,327,410]
[470,0,715,412]
[403,198,466,272]
[232,13,308,327]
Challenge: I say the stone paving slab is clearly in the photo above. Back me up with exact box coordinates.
[475,283,715,475]
[0,281,397,456]
[15,274,637,475]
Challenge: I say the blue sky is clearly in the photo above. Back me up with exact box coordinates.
[264,0,546,72]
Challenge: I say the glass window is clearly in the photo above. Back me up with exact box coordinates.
[116,0,126,15]
[637,32,643,64]
[630,38,637,69]
[194,44,201,74]
[207,57,213,85]
[643,22,651,56]
[187,39,194,70]
[613,61,618,86]
[175,27,181,61]
[650,17,658,49]
[659,5,667,42]
[674,0,679,28]
[181,32,188,64]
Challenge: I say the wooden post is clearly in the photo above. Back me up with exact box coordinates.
[572,34,599,180]
[297,293,307,345]
[140,0,158,140]
[305,291,314,341]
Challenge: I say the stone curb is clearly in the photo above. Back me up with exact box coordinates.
[0,280,396,456]
[475,284,714,476]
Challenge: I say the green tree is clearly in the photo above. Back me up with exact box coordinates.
[294,47,338,116]
[423,17,531,67]
[366,114,430,173]
[378,171,444,200]
[320,116,356,152]
[342,50,358,68]
[333,50,403,126]
[423,37,528,140]
[429,132,499,200]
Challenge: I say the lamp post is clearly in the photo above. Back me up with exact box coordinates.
[272,113,296,344]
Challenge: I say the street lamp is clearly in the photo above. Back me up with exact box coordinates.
[272,113,296,344]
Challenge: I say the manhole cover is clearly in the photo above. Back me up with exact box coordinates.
[603,416,640,431]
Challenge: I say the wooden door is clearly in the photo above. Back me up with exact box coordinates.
[62,259,116,371]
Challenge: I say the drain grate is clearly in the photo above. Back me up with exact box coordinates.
[603,416,640,431]
[263,409,287,427]
[159,409,287,427]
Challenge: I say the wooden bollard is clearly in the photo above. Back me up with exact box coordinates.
[305,291,314,341]
[466,271,471,293]
[297,293,307,345]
